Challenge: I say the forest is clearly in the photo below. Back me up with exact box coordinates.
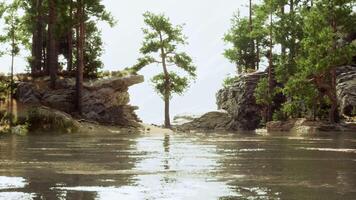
[0,0,355,132]
[223,0,355,124]
[0,1,356,200]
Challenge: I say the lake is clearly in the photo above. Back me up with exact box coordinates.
[1,131,356,199]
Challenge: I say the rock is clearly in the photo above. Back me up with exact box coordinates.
[266,118,356,134]
[266,120,297,132]
[16,75,144,127]
[27,106,80,133]
[176,110,232,132]
[15,82,41,104]
[42,89,75,113]
[216,72,266,130]
[172,113,204,126]
[336,65,356,117]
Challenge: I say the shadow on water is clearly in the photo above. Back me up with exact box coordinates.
[1,131,356,199]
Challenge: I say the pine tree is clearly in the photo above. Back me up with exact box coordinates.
[0,0,29,127]
[132,12,197,128]
[284,0,356,122]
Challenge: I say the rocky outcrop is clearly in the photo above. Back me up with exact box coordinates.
[16,75,144,127]
[216,72,266,130]
[175,111,232,132]
[267,118,356,134]
[336,65,356,117]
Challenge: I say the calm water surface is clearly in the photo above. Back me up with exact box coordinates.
[0,131,356,200]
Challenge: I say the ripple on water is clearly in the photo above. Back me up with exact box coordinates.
[298,147,356,153]
[52,176,239,200]
[238,148,266,152]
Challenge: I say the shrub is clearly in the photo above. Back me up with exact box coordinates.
[222,76,238,88]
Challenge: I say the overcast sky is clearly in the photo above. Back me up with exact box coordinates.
[0,0,252,124]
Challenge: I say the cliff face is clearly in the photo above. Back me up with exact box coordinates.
[216,72,266,131]
[336,65,356,117]
[16,75,144,127]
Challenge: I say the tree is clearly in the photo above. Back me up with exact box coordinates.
[75,0,85,114]
[273,0,304,84]
[131,12,196,128]
[254,77,273,122]
[293,0,356,122]
[224,5,268,74]
[0,75,9,108]
[267,0,274,122]
[47,0,58,89]
[0,0,29,127]
[74,0,115,113]
[20,0,115,79]
[30,0,44,75]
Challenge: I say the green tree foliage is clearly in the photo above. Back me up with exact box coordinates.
[131,12,197,128]
[229,0,356,123]
[224,6,268,74]
[286,0,356,122]
[84,21,105,78]
[274,0,304,84]
[0,0,29,58]
[0,75,9,107]
[19,0,115,78]
[0,0,29,126]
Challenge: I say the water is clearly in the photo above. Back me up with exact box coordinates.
[1,131,356,200]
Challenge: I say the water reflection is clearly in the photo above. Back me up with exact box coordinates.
[163,134,170,171]
[1,132,356,199]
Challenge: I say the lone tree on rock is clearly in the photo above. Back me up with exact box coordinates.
[132,12,196,128]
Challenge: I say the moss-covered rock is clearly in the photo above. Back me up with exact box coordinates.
[11,125,29,136]
[27,106,80,133]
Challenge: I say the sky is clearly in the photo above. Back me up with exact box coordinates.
[0,0,252,124]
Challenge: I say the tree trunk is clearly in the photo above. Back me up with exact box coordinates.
[256,40,260,70]
[48,0,58,89]
[289,0,296,66]
[328,1,339,123]
[31,20,37,75]
[328,79,338,124]
[36,0,43,73]
[249,0,256,71]
[10,32,15,128]
[281,3,286,57]
[267,8,274,122]
[31,0,43,75]
[67,0,73,72]
[164,93,171,128]
[159,33,171,128]
[75,0,85,114]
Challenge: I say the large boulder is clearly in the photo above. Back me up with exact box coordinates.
[16,75,144,127]
[336,65,356,117]
[27,106,80,133]
[175,110,232,132]
[216,72,266,131]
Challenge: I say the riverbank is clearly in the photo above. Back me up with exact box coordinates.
[173,111,356,134]
[266,118,356,134]
[0,104,173,136]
